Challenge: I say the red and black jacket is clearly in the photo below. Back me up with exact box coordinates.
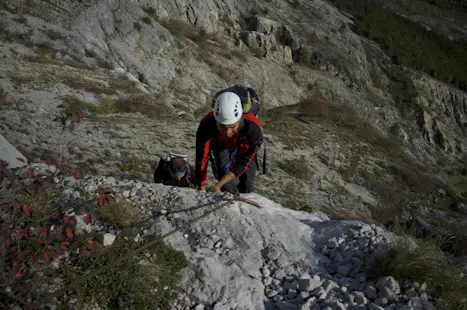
[195,112,262,187]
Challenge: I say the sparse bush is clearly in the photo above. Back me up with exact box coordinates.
[46,30,62,41]
[134,21,143,31]
[0,87,7,104]
[278,157,310,180]
[109,78,140,94]
[14,15,28,24]
[94,97,116,114]
[231,49,248,61]
[122,155,141,173]
[250,46,265,58]
[58,240,188,309]
[143,6,157,18]
[98,199,138,228]
[61,76,117,95]
[297,46,311,65]
[113,95,174,119]
[291,0,300,8]
[141,16,152,25]
[160,19,209,44]
[368,238,467,310]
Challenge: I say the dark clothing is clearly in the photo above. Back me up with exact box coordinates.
[216,151,257,194]
[195,112,262,194]
[153,158,197,188]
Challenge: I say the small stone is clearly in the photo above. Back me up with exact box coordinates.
[378,287,397,300]
[266,289,278,298]
[419,282,427,292]
[354,292,367,305]
[335,301,346,310]
[285,275,296,282]
[213,303,226,310]
[274,268,287,280]
[406,289,418,298]
[343,293,354,303]
[300,291,310,299]
[322,280,338,292]
[358,274,367,283]
[263,277,273,286]
[312,287,327,300]
[160,209,167,215]
[300,297,317,309]
[288,289,298,299]
[365,286,377,300]
[420,292,429,302]
[300,274,323,292]
[369,304,384,310]
[340,286,348,294]
[102,233,117,246]
[376,276,400,295]
[194,305,205,310]
[276,301,297,310]
[123,190,130,198]
[327,238,338,248]
[214,240,223,248]
[337,265,351,276]
[273,295,283,302]
[283,280,299,291]
[338,277,351,287]
[262,268,271,277]
[183,234,189,239]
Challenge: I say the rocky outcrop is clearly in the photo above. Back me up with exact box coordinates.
[411,72,467,156]
[47,173,437,310]
[0,133,28,169]
[237,15,299,63]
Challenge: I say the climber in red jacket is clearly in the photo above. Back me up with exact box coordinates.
[195,91,262,194]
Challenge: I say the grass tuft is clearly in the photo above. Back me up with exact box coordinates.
[98,199,138,228]
[58,240,188,309]
[368,238,467,310]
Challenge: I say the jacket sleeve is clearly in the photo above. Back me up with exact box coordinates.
[195,122,212,187]
[154,158,165,183]
[230,122,262,177]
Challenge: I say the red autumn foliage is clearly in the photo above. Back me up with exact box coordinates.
[22,204,31,217]
[65,228,73,239]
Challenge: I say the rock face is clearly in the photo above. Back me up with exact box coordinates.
[51,174,437,310]
[0,133,28,169]
[411,73,467,156]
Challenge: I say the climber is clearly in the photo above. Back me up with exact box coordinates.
[211,84,267,175]
[195,91,262,194]
[153,153,197,188]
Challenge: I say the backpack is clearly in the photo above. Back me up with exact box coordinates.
[212,85,261,117]
[211,86,267,175]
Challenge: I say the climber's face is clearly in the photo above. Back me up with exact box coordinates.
[216,121,239,137]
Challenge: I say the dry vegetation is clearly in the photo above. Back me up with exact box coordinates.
[369,237,467,310]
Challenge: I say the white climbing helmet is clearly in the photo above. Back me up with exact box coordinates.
[213,91,243,125]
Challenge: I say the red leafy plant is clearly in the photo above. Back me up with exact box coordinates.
[0,156,110,304]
